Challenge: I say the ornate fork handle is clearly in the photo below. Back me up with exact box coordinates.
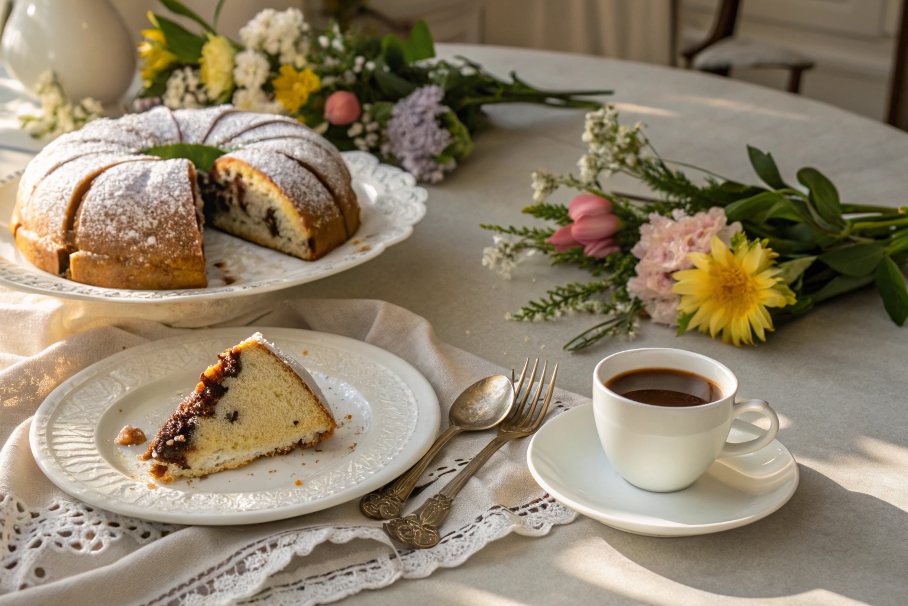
[360,425,462,519]
[384,433,516,548]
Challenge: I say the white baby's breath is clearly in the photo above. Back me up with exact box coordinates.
[231,87,285,114]
[481,234,537,279]
[233,49,270,90]
[19,70,105,138]
[531,169,562,203]
[163,67,208,109]
[579,104,650,181]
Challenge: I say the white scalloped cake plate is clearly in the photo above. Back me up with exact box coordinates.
[527,404,798,537]
[30,327,440,525]
[0,151,427,303]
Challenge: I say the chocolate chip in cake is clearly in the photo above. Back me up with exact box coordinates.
[265,208,279,237]
[227,410,239,423]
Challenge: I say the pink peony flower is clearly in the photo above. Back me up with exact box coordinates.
[546,194,622,258]
[324,91,361,125]
[627,207,741,325]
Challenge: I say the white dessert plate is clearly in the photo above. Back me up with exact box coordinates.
[527,403,799,537]
[30,327,440,525]
[0,151,427,303]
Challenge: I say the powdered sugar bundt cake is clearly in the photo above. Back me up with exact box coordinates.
[141,332,336,482]
[10,105,360,289]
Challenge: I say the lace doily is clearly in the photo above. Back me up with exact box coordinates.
[0,487,576,603]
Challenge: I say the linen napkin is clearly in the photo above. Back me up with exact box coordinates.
[0,292,582,605]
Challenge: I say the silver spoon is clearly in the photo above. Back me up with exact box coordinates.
[360,372,517,519]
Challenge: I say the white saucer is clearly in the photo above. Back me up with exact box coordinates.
[527,403,798,537]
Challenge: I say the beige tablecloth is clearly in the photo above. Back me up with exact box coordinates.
[0,295,582,604]
[0,44,907,605]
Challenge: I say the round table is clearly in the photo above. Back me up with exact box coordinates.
[2,45,907,605]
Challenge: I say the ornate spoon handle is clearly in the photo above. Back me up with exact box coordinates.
[360,425,462,519]
[384,434,514,548]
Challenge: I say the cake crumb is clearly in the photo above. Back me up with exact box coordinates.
[303,350,308,355]
[358,245,371,252]
[119,409,122,413]
[146,483,157,490]
[345,414,352,420]
[295,479,302,486]
[315,449,323,452]
[115,426,146,446]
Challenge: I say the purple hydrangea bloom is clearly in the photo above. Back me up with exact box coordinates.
[382,85,456,183]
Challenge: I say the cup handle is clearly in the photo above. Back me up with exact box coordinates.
[719,398,780,458]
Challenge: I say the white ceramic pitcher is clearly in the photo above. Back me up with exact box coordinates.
[0,0,136,104]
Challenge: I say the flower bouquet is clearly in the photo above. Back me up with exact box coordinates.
[483,105,908,349]
[129,0,608,182]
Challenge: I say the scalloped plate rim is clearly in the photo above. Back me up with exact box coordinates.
[29,327,441,526]
[0,151,427,303]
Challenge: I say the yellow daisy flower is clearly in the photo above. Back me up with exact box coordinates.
[200,35,236,101]
[138,13,176,84]
[672,235,796,346]
[272,65,320,114]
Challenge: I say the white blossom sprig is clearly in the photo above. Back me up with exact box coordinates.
[19,70,104,139]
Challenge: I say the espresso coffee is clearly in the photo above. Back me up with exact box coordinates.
[605,368,724,407]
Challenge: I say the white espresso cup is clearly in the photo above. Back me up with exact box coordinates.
[592,348,779,493]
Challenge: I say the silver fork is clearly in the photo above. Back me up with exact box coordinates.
[384,359,558,549]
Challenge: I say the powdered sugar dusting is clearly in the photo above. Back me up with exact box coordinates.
[173,105,235,144]
[116,106,181,146]
[223,121,342,160]
[25,155,156,237]
[75,159,203,263]
[220,148,341,228]
[204,113,295,147]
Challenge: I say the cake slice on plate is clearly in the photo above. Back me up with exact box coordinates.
[141,333,336,482]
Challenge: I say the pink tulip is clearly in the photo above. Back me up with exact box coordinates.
[569,194,612,222]
[547,224,582,252]
[324,91,361,125]
[572,213,621,244]
[546,193,623,258]
[584,238,621,258]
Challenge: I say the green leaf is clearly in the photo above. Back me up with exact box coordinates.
[797,168,844,228]
[725,191,786,222]
[777,256,816,285]
[158,0,214,32]
[819,242,886,277]
[676,311,694,336]
[213,0,227,31]
[811,274,874,303]
[155,14,205,63]
[144,143,226,172]
[373,68,417,99]
[380,35,406,71]
[726,191,806,224]
[875,256,908,326]
[141,68,172,98]
[747,146,788,190]
[402,19,435,63]
[439,111,473,162]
